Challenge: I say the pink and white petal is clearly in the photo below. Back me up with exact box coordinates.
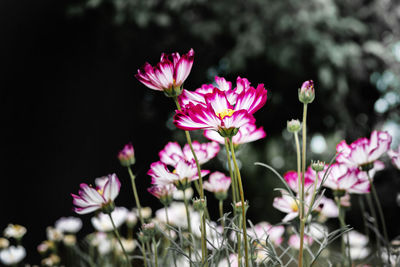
[221,110,255,129]
[204,130,225,144]
[174,104,221,131]
[348,179,370,194]
[284,171,299,192]
[234,84,267,114]
[368,131,392,161]
[236,126,266,144]
[74,206,101,215]
[159,142,184,166]
[215,76,232,91]
[282,212,299,222]
[148,161,179,183]
[103,174,121,201]
[205,89,233,115]
[155,61,174,89]
[79,184,105,204]
[174,49,194,85]
[273,196,294,214]
[178,89,207,108]
[235,76,251,94]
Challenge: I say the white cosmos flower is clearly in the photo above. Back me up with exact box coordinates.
[0,246,26,266]
[91,207,128,232]
[55,217,82,234]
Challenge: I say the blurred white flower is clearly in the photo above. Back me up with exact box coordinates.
[306,223,328,240]
[55,217,82,234]
[0,246,26,266]
[349,246,370,260]
[91,232,112,255]
[133,207,152,219]
[91,207,128,232]
[46,227,63,242]
[3,224,26,240]
[126,210,138,227]
[173,187,193,200]
[0,238,9,249]
[115,238,136,254]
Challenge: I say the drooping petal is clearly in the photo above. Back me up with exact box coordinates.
[159,142,184,166]
[174,104,220,131]
[103,174,121,202]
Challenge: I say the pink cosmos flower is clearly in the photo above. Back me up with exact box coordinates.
[135,48,194,95]
[148,160,209,189]
[317,197,339,219]
[388,145,400,170]
[283,166,317,194]
[204,122,266,145]
[203,171,231,195]
[174,86,266,137]
[248,221,284,246]
[288,234,313,250]
[336,130,392,168]
[147,184,176,204]
[117,143,135,167]
[159,141,220,166]
[71,174,121,214]
[322,163,370,194]
[178,76,254,108]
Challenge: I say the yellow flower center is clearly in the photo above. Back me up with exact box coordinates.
[97,188,104,195]
[216,109,235,119]
[291,199,299,212]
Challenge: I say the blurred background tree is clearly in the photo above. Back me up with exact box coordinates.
[1,0,400,263]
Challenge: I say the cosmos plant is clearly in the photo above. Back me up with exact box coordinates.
[4,48,400,267]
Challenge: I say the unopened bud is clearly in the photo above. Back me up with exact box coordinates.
[193,198,207,211]
[234,201,249,213]
[298,80,315,104]
[311,160,325,172]
[142,222,156,237]
[287,119,301,133]
[118,143,135,167]
[63,235,77,246]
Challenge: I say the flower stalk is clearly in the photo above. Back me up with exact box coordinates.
[173,96,208,266]
[108,213,132,267]
[127,166,144,225]
[229,137,249,267]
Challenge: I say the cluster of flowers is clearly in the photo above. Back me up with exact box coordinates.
[5,48,400,266]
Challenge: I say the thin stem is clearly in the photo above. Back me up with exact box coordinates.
[174,97,208,266]
[335,196,351,267]
[366,193,381,261]
[224,138,238,204]
[298,103,308,267]
[127,166,144,225]
[229,138,249,267]
[153,237,158,267]
[219,200,225,228]
[183,189,193,267]
[294,132,302,207]
[367,174,390,264]
[108,213,132,267]
[165,206,178,267]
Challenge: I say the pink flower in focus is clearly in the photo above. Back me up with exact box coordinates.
[148,160,209,189]
[174,86,266,137]
[71,174,121,214]
[288,234,313,249]
[204,122,266,145]
[273,192,318,222]
[135,49,194,96]
[203,172,231,200]
[388,145,400,170]
[117,143,135,167]
[159,141,220,166]
[248,221,284,246]
[336,131,392,168]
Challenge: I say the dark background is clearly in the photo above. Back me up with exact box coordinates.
[1,0,400,264]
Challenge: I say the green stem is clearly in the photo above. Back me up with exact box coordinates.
[294,132,302,204]
[335,196,351,266]
[165,206,178,267]
[183,189,193,267]
[153,237,158,267]
[108,213,132,267]
[127,166,144,225]
[224,138,238,205]
[219,200,225,228]
[367,174,390,264]
[174,97,208,266]
[366,193,381,260]
[359,196,370,239]
[229,137,249,267]
[298,103,308,267]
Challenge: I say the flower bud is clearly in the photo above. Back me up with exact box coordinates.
[287,119,301,133]
[142,222,156,238]
[138,231,150,243]
[298,80,315,104]
[41,254,60,267]
[63,235,77,246]
[193,198,207,212]
[234,201,249,213]
[311,160,325,172]
[118,143,135,167]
